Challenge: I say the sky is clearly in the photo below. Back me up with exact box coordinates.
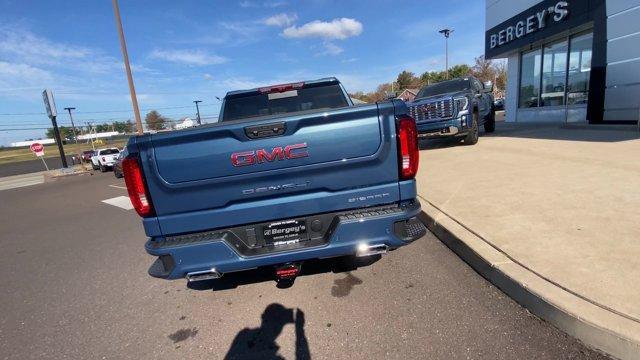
[0,0,485,145]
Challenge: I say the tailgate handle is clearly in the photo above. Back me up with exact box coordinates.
[244,122,286,139]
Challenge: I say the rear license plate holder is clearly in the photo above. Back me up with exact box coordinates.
[263,219,308,246]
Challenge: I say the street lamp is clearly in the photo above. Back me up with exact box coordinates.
[193,100,202,125]
[439,28,454,79]
[64,107,78,144]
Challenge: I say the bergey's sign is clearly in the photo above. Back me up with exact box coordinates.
[489,1,569,50]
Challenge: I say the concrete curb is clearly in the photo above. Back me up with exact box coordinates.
[418,199,640,360]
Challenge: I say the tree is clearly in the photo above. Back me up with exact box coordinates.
[95,124,110,133]
[419,71,447,86]
[145,110,167,131]
[449,64,472,79]
[113,120,134,134]
[471,55,496,84]
[396,71,419,91]
[493,60,507,92]
[46,126,75,141]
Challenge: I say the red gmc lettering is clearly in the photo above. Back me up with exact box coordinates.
[285,143,308,159]
[231,151,256,167]
[231,143,308,167]
[256,147,285,163]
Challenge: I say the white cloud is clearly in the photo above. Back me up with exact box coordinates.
[149,49,227,66]
[282,18,363,40]
[0,26,91,64]
[203,73,213,80]
[264,0,287,8]
[319,42,343,56]
[263,13,297,27]
[240,0,287,8]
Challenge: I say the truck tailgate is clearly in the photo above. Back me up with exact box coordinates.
[135,101,404,237]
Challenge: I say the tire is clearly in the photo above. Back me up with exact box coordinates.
[92,162,99,170]
[463,111,479,145]
[484,107,496,133]
[114,170,123,179]
[99,164,106,172]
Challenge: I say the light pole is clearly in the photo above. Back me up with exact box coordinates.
[64,107,78,144]
[439,28,454,79]
[112,0,143,134]
[193,100,202,125]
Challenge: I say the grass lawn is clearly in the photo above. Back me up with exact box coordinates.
[0,140,128,165]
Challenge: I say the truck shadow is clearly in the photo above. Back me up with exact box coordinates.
[224,303,310,360]
[418,138,461,150]
[187,255,380,292]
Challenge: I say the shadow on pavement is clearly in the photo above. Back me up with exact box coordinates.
[187,255,380,292]
[224,304,310,360]
[484,122,639,143]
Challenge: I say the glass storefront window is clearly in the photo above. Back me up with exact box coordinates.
[541,40,568,106]
[567,32,592,105]
[519,48,541,108]
[518,31,593,110]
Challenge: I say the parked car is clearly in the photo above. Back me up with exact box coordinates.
[494,98,505,111]
[81,150,95,163]
[123,77,426,285]
[113,148,128,178]
[91,148,120,172]
[407,76,495,145]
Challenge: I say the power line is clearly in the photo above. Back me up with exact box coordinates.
[0,103,218,117]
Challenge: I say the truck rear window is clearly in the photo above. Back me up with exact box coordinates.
[99,149,120,155]
[222,84,349,122]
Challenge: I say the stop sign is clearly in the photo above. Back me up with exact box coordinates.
[30,143,43,152]
[30,143,45,157]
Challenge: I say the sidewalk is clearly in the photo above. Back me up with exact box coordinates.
[416,122,640,359]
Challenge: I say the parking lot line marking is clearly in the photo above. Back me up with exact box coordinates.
[101,196,133,210]
[109,184,127,190]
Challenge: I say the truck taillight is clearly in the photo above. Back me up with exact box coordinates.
[123,157,154,217]
[101,157,106,162]
[396,115,419,180]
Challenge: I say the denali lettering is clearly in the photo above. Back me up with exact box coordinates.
[489,1,569,49]
[242,181,311,195]
[231,143,308,167]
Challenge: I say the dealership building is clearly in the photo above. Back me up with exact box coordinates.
[485,0,640,124]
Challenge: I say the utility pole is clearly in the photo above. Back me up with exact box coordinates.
[86,122,95,151]
[193,100,202,125]
[439,28,453,80]
[64,107,78,144]
[112,0,143,134]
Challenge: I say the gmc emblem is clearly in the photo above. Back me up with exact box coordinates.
[231,143,308,167]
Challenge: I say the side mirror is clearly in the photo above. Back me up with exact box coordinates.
[483,81,494,93]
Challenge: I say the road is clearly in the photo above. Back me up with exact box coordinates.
[0,155,75,177]
[0,172,609,359]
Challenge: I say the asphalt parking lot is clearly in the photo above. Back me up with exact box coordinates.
[0,171,609,359]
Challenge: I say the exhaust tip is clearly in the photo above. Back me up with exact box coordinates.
[186,268,222,282]
[356,243,389,257]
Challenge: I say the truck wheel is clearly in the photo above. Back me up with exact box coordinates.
[484,107,496,133]
[92,163,99,170]
[100,164,106,172]
[463,112,479,145]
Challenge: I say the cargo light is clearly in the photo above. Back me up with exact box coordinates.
[396,115,419,180]
[258,82,304,94]
[123,157,155,217]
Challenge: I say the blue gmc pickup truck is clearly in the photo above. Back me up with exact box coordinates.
[122,77,426,285]
[407,76,496,145]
